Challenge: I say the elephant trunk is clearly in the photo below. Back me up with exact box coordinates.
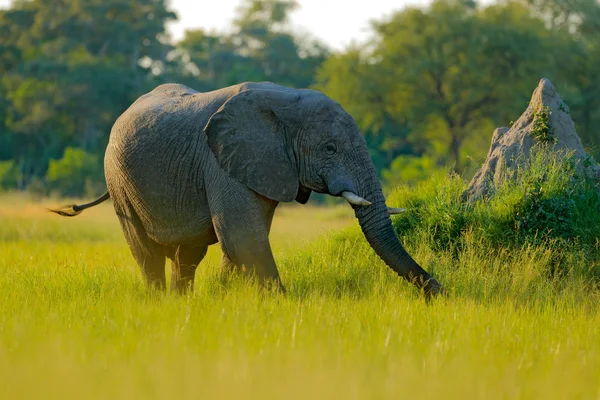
[352,165,443,298]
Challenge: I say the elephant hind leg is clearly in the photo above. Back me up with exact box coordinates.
[138,251,166,290]
[218,252,234,276]
[170,244,208,294]
[114,198,166,290]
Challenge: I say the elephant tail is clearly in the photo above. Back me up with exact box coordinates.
[48,191,110,217]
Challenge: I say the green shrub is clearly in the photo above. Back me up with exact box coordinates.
[389,149,599,246]
[382,154,445,189]
[530,106,556,144]
[385,148,600,280]
[46,147,104,197]
[0,160,19,191]
[497,149,599,243]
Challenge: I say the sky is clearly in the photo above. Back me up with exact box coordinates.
[0,0,427,50]
[166,0,427,49]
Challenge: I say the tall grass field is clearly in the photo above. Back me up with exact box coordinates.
[1,153,599,399]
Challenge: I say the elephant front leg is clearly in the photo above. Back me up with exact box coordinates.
[208,183,283,292]
[217,246,285,293]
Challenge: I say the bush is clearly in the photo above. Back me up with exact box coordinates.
[385,148,600,279]
[46,147,104,197]
[0,160,20,191]
[381,154,445,189]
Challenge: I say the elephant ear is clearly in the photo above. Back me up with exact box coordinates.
[204,89,301,202]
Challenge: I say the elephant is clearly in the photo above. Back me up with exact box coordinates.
[50,81,443,297]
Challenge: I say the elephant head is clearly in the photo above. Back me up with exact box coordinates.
[205,86,443,297]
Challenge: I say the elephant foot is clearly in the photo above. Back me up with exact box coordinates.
[170,277,194,295]
[259,276,286,295]
[217,265,286,294]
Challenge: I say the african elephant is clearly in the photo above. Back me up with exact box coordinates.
[51,82,443,297]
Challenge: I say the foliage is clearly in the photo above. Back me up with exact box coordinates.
[511,151,597,240]
[517,0,600,154]
[316,0,563,174]
[0,160,19,191]
[46,147,104,197]
[388,148,600,277]
[530,106,556,143]
[0,0,177,190]
[169,0,328,91]
[1,0,600,195]
[381,154,446,190]
[315,0,600,181]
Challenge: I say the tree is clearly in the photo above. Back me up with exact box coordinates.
[232,0,327,87]
[317,0,560,173]
[46,147,103,196]
[520,0,600,156]
[173,0,328,91]
[0,0,177,189]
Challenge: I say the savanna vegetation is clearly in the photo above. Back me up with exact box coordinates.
[1,0,600,398]
[1,150,599,398]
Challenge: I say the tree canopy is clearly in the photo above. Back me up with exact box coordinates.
[0,0,176,187]
[316,0,596,175]
[0,0,598,196]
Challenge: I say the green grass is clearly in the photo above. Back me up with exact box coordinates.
[1,160,600,399]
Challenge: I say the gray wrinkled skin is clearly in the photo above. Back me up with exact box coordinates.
[81,82,441,296]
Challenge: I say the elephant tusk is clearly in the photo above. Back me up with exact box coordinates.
[341,191,372,206]
[387,207,406,215]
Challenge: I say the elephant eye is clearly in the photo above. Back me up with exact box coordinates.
[324,142,337,156]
